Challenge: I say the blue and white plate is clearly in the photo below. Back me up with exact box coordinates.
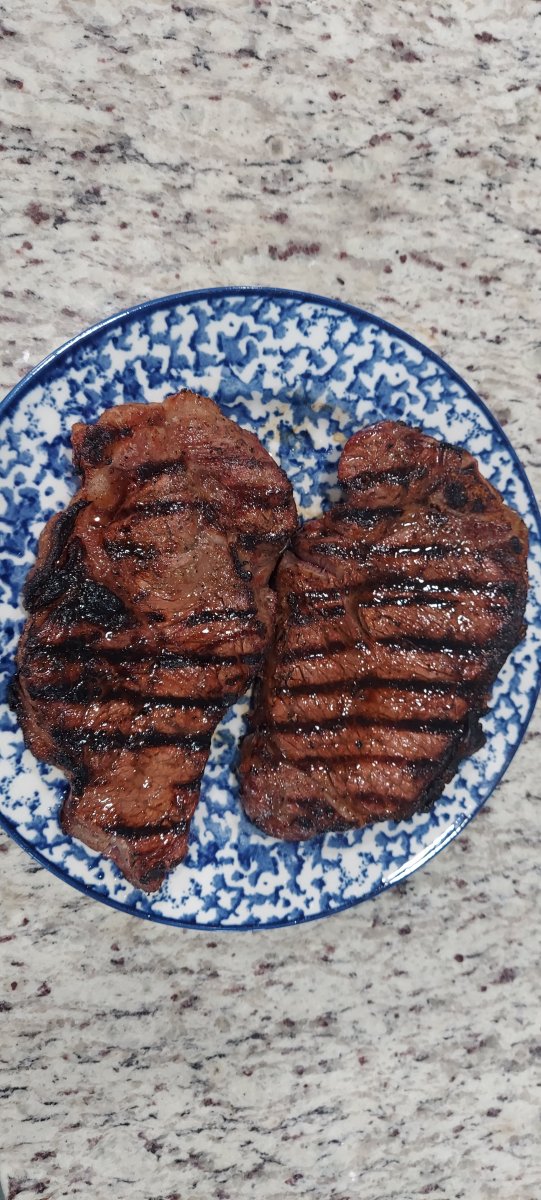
[1,287,540,929]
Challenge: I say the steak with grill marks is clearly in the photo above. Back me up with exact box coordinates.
[12,389,297,889]
[239,421,528,839]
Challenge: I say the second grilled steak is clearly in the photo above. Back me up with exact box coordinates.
[240,421,529,839]
[12,390,297,889]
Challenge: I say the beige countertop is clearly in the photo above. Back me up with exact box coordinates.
[1,3,540,1198]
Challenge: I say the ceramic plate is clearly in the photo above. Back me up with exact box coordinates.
[1,287,540,929]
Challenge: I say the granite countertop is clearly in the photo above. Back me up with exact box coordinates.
[1,3,540,1198]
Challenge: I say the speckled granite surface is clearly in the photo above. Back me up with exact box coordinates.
[1,3,540,1198]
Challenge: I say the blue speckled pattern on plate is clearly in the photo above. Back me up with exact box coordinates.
[1,287,540,930]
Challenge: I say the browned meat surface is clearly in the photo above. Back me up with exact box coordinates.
[12,390,297,889]
[240,421,528,839]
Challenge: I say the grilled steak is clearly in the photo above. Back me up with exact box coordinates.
[12,390,297,889]
[240,421,528,839]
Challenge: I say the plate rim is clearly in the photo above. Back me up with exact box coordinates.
[1,284,540,931]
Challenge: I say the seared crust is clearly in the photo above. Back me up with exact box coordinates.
[240,421,529,839]
[14,390,297,889]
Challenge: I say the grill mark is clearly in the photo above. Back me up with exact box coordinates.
[284,676,467,697]
[292,754,437,771]
[311,542,462,562]
[76,423,133,468]
[288,603,347,625]
[53,576,131,631]
[291,790,421,808]
[282,634,491,664]
[286,592,346,626]
[22,499,90,612]
[27,680,94,703]
[28,681,238,711]
[102,818,191,840]
[269,715,464,735]
[358,594,514,613]
[287,593,308,627]
[357,595,457,610]
[319,604,346,619]
[123,498,217,522]
[140,693,231,712]
[378,635,490,655]
[35,639,264,670]
[54,728,214,753]
[355,577,516,598]
[136,457,185,482]
[301,588,343,602]
[238,531,288,549]
[347,465,428,491]
[186,607,258,627]
[285,580,513,603]
[487,602,515,615]
[230,543,252,582]
[443,481,467,510]
[328,505,404,525]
